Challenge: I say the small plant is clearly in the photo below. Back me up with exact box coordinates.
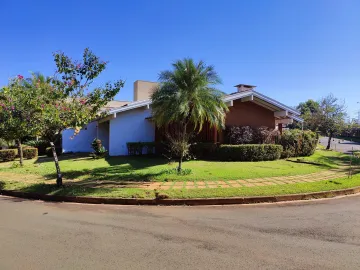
[90,138,107,159]
[162,168,192,175]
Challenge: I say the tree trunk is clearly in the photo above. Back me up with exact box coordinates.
[178,156,183,172]
[50,142,63,187]
[326,133,333,150]
[17,139,23,167]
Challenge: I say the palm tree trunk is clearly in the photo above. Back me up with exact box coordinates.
[17,139,23,167]
[50,142,63,187]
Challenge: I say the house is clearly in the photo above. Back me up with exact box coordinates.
[62,80,303,155]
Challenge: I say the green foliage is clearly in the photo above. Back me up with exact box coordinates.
[24,140,49,155]
[90,138,107,159]
[151,58,228,131]
[46,147,62,157]
[0,149,17,162]
[162,168,192,175]
[191,143,219,159]
[216,144,283,161]
[126,142,156,155]
[278,129,318,158]
[192,143,282,161]
[151,58,228,171]
[292,99,321,130]
[226,126,280,144]
[40,48,124,142]
[0,74,44,147]
[22,148,38,159]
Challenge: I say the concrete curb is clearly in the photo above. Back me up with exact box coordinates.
[1,186,360,206]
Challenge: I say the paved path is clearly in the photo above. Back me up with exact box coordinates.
[320,136,360,153]
[145,168,347,190]
[0,195,359,269]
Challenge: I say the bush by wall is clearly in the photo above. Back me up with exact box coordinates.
[0,149,17,162]
[216,144,282,161]
[24,140,49,155]
[225,125,280,144]
[192,143,282,161]
[127,142,156,156]
[23,148,38,159]
[191,143,218,159]
[277,129,318,158]
[46,147,63,157]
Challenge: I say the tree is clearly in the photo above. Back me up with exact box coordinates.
[36,48,124,186]
[316,94,346,149]
[0,75,43,166]
[22,49,124,186]
[290,99,321,131]
[151,58,228,171]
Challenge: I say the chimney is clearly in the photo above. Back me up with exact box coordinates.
[234,84,256,92]
[133,80,159,101]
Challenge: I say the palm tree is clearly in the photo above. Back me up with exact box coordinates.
[151,58,228,171]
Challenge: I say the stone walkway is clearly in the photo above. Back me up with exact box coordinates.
[143,169,350,190]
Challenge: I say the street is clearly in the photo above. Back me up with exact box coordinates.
[319,136,360,153]
[0,195,359,269]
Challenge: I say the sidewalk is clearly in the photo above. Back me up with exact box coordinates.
[144,169,349,190]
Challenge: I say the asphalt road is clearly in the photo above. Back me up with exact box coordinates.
[320,136,360,153]
[1,196,360,269]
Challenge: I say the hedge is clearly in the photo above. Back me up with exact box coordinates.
[23,148,38,159]
[126,142,156,155]
[46,147,63,157]
[277,129,318,158]
[192,143,282,161]
[24,140,49,155]
[0,149,17,162]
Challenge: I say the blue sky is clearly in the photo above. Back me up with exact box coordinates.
[1,0,359,119]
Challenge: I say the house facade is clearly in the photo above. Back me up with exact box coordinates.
[62,80,302,156]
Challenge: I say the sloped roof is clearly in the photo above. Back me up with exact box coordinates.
[107,90,303,122]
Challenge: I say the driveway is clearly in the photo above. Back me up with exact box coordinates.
[319,136,360,153]
[0,195,359,269]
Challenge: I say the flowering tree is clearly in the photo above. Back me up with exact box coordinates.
[0,75,43,166]
[39,48,124,186]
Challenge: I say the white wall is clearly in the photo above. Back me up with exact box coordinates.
[109,108,155,156]
[62,122,97,153]
[98,121,110,150]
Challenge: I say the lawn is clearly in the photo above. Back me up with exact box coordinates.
[0,150,341,183]
[0,149,359,199]
[1,173,359,199]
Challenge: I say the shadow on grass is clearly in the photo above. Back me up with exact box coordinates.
[15,182,152,198]
[40,156,170,187]
[34,153,90,164]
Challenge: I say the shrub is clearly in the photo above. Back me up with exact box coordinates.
[0,149,17,162]
[46,147,62,157]
[225,125,279,144]
[90,138,107,159]
[23,148,38,159]
[191,143,282,161]
[24,140,49,155]
[191,143,218,159]
[216,144,282,161]
[278,129,318,158]
[127,142,156,155]
[253,126,280,144]
[227,126,254,144]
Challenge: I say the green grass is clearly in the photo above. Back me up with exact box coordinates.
[288,149,360,169]
[0,150,344,184]
[1,173,359,199]
[0,149,358,199]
